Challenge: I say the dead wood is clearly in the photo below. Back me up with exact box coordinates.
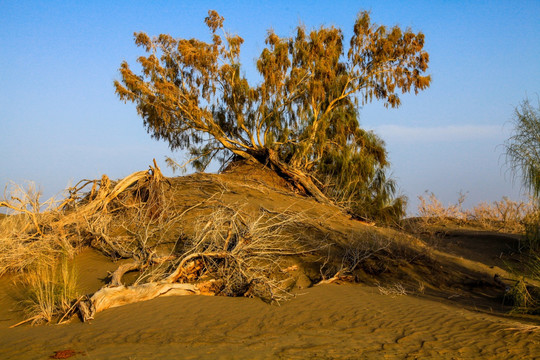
[316,273,355,285]
[9,315,42,328]
[110,262,143,286]
[166,252,229,283]
[77,282,207,321]
[0,200,43,236]
[57,171,148,228]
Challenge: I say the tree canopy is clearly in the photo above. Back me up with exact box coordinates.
[115,10,431,222]
[505,98,540,199]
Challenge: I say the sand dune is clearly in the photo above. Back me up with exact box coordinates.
[1,167,539,359]
[1,282,538,359]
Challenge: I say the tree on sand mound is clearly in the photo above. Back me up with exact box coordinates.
[114,10,431,222]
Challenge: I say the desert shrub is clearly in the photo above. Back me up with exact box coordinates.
[417,191,467,224]
[177,206,316,302]
[416,191,538,234]
[504,97,540,249]
[319,231,392,280]
[376,282,407,297]
[505,276,540,315]
[468,197,537,233]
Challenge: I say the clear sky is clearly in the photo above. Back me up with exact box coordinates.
[1,0,539,214]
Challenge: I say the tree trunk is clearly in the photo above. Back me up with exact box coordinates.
[264,149,333,206]
[211,134,333,205]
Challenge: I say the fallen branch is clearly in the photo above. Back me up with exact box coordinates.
[78,282,204,321]
[10,315,42,328]
[110,262,143,286]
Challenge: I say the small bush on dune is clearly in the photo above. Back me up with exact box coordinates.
[506,254,540,314]
[416,191,538,234]
[417,191,467,225]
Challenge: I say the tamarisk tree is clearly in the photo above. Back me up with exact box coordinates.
[505,98,540,199]
[115,10,430,221]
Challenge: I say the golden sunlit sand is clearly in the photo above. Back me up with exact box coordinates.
[1,267,538,359]
[1,164,538,359]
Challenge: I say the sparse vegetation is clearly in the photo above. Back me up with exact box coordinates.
[376,282,407,297]
[505,98,540,199]
[14,256,79,325]
[0,159,437,325]
[501,97,540,313]
[416,191,538,234]
[0,182,79,276]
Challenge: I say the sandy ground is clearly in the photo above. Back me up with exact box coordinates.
[1,280,538,359]
[1,168,539,359]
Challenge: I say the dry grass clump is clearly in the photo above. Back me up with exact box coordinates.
[13,256,80,326]
[506,278,539,314]
[0,182,78,276]
[504,254,540,314]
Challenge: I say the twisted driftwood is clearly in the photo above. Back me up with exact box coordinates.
[76,254,225,321]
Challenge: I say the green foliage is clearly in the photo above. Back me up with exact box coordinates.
[505,98,540,199]
[505,97,540,252]
[315,125,406,223]
[115,10,430,223]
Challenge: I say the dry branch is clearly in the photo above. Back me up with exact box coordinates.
[166,252,229,283]
[110,262,144,286]
[0,201,43,235]
[78,282,203,321]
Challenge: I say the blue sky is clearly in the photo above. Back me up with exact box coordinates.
[1,0,539,214]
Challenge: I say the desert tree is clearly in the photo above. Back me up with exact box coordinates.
[114,10,430,220]
[505,97,540,252]
[505,98,540,200]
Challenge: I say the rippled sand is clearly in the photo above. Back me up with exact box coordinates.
[1,283,538,359]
